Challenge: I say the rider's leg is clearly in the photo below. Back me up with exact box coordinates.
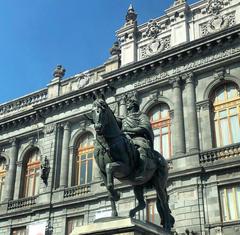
[135,147,148,181]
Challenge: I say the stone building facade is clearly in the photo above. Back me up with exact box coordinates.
[0,0,240,234]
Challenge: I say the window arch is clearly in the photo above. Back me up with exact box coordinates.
[0,156,7,202]
[211,83,240,147]
[75,132,94,185]
[148,103,172,159]
[22,148,40,198]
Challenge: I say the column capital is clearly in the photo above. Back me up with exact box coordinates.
[116,94,127,105]
[61,121,71,130]
[169,76,181,88]
[9,138,18,147]
[16,161,23,167]
[197,100,211,111]
[182,71,194,84]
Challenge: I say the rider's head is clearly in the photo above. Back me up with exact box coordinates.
[126,93,139,112]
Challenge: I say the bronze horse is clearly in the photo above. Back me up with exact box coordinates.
[91,97,174,232]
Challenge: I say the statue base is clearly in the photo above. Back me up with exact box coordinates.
[70,217,171,235]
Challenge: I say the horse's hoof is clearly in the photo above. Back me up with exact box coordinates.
[113,191,120,201]
[129,210,135,218]
[112,212,118,217]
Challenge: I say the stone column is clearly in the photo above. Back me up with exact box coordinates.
[4,138,18,201]
[183,72,199,152]
[60,122,71,188]
[171,77,185,155]
[119,95,127,117]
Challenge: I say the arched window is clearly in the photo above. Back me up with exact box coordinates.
[0,157,7,202]
[211,83,240,147]
[23,148,40,198]
[148,103,172,159]
[75,133,94,185]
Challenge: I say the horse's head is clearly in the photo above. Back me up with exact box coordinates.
[92,98,109,135]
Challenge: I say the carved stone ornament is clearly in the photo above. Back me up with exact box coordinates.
[53,65,65,78]
[41,156,50,186]
[125,4,137,24]
[110,41,121,56]
[200,11,235,36]
[146,39,165,57]
[44,124,56,135]
[77,73,90,89]
[146,19,161,39]
[207,15,229,33]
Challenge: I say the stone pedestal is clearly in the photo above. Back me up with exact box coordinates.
[70,217,170,235]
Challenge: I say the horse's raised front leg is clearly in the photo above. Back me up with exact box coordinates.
[129,185,146,218]
[106,162,121,202]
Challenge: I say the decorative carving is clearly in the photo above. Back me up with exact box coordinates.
[110,41,121,56]
[28,136,38,146]
[173,0,186,6]
[214,68,226,80]
[200,12,236,37]
[140,36,171,59]
[53,65,65,78]
[169,76,182,88]
[0,146,5,153]
[125,4,137,25]
[77,73,90,89]
[208,15,229,33]
[146,19,161,39]
[172,45,240,75]
[196,100,211,111]
[146,39,164,56]
[181,72,194,84]
[201,0,235,37]
[206,0,231,16]
[41,156,50,186]
[44,124,56,135]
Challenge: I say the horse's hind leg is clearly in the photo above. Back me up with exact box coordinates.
[153,174,173,232]
[129,185,146,218]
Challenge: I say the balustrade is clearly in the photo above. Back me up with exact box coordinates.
[7,196,37,210]
[64,185,91,198]
[0,90,47,116]
[200,143,240,165]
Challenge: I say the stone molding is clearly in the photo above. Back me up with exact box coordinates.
[196,100,211,111]
[44,123,56,135]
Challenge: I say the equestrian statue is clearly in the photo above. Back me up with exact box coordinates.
[91,93,174,232]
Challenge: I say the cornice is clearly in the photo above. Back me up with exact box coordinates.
[102,24,240,81]
[0,83,112,131]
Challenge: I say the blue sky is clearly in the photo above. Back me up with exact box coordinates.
[0,0,198,104]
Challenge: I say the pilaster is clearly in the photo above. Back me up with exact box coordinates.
[197,100,213,151]
[60,121,71,188]
[4,138,18,201]
[166,1,190,47]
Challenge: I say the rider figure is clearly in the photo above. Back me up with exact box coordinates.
[121,93,154,179]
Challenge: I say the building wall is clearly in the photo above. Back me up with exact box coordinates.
[0,1,240,235]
